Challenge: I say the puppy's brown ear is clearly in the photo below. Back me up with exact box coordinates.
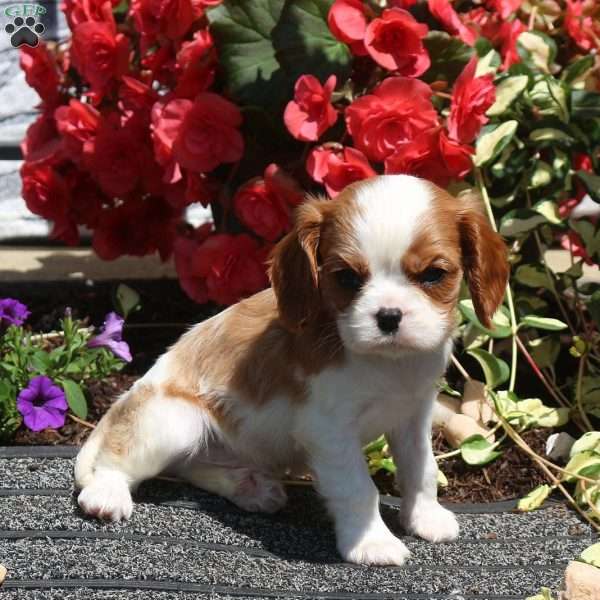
[268,199,325,331]
[458,197,509,329]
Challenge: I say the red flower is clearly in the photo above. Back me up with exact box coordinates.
[175,231,270,305]
[174,29,216,99]
[560,231,595,266]
[151,98,188,183]
[71,21,129,99]
[462,7,502,42]
[174,93,243,173]
[447,55,495,144]
[21,112,63,166]
[61,0,118,29]
[83,113,144,197]
[328,0,369,55]
[486,0,522,19]
[307,144,376,197]
[55,99,100,162]
[559,154,596,218]
[496,19,526,70]
[364,9,430,76]
[427,0,477,46]
[92,196,181,260]
[565,0,600,51]
[130,0,199,46]
[284,75,337,142]
[21,162,76,243]
[173,224,213,303]
[20,45,60,106]
[345,77,438,162]
[234,164,303,241]
[385,128,473,187]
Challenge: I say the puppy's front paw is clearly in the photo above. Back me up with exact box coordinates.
[340,531,411,566]
[402,500,459,543]
[78,473,133,522]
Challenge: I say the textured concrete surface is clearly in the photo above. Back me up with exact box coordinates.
[0,449,597,599]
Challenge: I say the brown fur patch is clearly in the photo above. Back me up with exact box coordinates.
[425,183,509,328]
[102,383,155,456]
[167,288,344,409]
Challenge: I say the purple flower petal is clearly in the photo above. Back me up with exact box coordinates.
[87,312,132,362]
[17,376,67,432]
[0,298,30,327]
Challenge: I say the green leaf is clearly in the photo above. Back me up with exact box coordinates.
[532,406,570,428]
[458,299,512,338]
[499,209,545,237]
[533,200,561,224]
[517,484,552,512]
[529,76,569,122]
[115,284,141,319]
[467,348,510,389]
[422,31,473,85]
[563,450,600,482]
[62,379,88,420]
[437,468,448,488]
[571,90,600,120]
[580,542,600,568]
[30,350,51,374]
[487,75,529,116]
[460,434,502,466]
[515,264,552,289]
[517,31,556,74]
[588,291,600,328]
[208,0,286,110]
[529,128,574,146]
[576,170,600,203]
[527,336,560,369]
[563,55,595,85]
[474,121,519,167]
[273,0,352,87]
[570,432,600,458]
[520,315,568,331]
[475,48,501,77]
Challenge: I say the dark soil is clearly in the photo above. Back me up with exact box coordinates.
[374,428,550,504]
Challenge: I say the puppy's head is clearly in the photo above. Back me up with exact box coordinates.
[269,175,508,356]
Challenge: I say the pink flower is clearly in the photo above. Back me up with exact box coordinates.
[345,77,438,162]
[486,0,522,19]
[284,75,337,142]
[427,0,477,46]
[560,231,595,266]
[565,0,600,51]
[328,0,369,55]
[447,55,495,144]
[307,144,376,197]
[364,8,430,76]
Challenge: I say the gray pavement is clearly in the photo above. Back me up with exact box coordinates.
[0,448,596,599]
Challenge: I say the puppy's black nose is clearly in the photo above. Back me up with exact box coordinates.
[376,308,402,334]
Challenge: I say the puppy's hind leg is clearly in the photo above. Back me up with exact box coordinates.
[175,458,288,514]
[77,382,210,521]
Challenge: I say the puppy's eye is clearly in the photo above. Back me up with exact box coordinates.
[418,267,446,286]
[335,268,364,291]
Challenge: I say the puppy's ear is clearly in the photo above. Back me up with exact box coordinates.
[268,199,325,331]
[458,196,509,329]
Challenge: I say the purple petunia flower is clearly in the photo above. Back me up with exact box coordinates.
[0,298,30,328]
[17,376,68,432]
[87,312,132,362]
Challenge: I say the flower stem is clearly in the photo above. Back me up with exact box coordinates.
[474,168,519,393]
[450,353,471,380]
[576,354,593,431]
[68,413,96,430]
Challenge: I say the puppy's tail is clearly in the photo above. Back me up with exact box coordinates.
[74,419,105,489]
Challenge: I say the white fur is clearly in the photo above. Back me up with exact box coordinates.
[75,175,459,565]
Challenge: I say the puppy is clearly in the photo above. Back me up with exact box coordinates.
[75,175,508,566]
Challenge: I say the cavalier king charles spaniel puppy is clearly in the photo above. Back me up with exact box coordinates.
[76,175,508,566]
